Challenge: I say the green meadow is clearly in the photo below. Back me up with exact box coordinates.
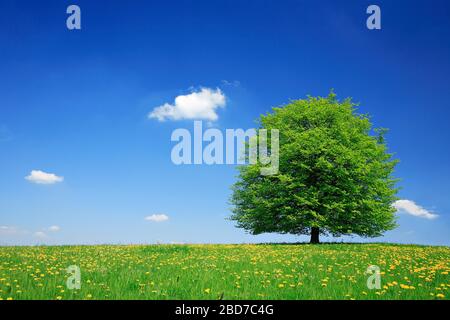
[0,243,448,300]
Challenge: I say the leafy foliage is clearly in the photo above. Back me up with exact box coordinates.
[230,93,399,241]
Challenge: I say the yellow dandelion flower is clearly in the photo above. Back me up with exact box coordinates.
[400,284,410,289]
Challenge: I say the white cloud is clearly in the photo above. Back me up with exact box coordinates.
[34,231,47,238]
[148,87,226,121]
[0,226,30,238]
[145,214,169,222]
[0,226,18,235]
[48,225,61,232]
[25,170,64,185]
[393,199,438,220]
[221,80,240,87]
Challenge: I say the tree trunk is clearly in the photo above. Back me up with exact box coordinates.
[310,227,320,244]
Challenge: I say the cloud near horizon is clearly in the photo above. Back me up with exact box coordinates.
[34,231,47,239]
[0,226,19,236]
[25,170,64,185]
[393,199,439,220]
[145,214,169,222]
[1,225,60,240]
[148,87,226,121]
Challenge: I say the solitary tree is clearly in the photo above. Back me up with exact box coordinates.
[230,93,399,243]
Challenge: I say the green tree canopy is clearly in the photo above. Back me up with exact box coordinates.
[230,93,399,243]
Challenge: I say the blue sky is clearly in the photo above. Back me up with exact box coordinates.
[1,0,449,245]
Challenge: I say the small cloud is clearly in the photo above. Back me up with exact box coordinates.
[145,214,169,222]
[221,80,240,87]
[148,87,226,121]
[48,225,61,232]
[34,231,47,239]
[0,226,18,235]
[0,226,29,237]
[393,199,439,220]
[25,170,64,185]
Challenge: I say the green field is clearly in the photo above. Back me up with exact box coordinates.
[0,243,449,300]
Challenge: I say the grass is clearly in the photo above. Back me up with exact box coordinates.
[0,243,448,300]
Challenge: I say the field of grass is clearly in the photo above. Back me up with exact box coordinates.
[0,243,449,300]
